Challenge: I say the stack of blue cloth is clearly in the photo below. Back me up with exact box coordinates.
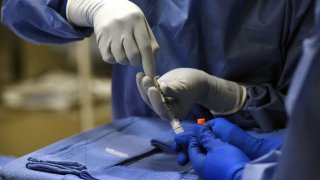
[0,117,198,180]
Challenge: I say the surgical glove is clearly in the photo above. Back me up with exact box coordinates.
[172,131,192,166]
[67,0,159,76]
[189,124,249,180]
[136,68,247,120]
[208,118,283,159]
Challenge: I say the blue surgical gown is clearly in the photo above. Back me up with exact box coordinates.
[272,34,320,180]
[1,0,315,131]
[243,31,320,180]
[244,0,320,177]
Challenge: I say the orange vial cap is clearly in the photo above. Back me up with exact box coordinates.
[197,118,206,125]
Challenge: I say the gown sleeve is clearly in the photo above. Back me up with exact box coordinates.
[227,0,315,131]
[1,0,93,44]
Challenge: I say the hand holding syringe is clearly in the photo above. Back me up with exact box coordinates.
[140,46,184,134]
[152,77,184,134]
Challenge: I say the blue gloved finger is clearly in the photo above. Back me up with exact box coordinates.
[188,136,206,172]
[208,118,283,159]
[206,117,237,142]
[172,141,181,152]
[136,72,152,107]
[176,150,189,166]
[173,131,192,166]
[173,141,189,166]
[193,124,223,151]
[208,118,259,158]
[172,131,192,152]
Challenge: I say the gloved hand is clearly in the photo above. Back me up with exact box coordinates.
[136,68,247,120]
[207,118,283,159]
[173,118,283,168]
[67,0,159,76]
[189,124,249,180]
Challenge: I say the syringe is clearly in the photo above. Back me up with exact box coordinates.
[153,77,184,134]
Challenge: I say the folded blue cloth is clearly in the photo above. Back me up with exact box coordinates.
[27,157,97,180]
[0,117,196,180]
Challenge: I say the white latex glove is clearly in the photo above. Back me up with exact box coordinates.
[136,68,247,120]
[67,0,159,76]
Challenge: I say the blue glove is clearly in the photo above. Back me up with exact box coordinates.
[207,118,283,159]
[188,124,249,180]
[172,131,191,166]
